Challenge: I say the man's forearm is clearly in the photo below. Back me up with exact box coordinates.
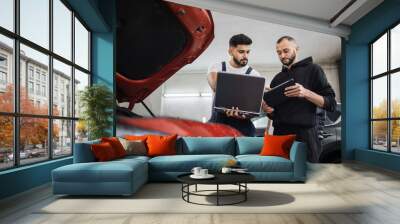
[207,72,217,92]
[208,79,216,92]
[305,89,325,108]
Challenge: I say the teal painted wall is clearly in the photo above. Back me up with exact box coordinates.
[0,0,116,200]
[342,0,400,171]
[341,43,369,159]
[0,158,72,199]
[91,0,116,136]
[68,0,116,134]
[65,0,110,32]
[355,149,400,172]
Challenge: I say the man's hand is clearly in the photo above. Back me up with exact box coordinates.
[225,107,247,119]
[263,87,274,114]
[261,101,274,114]
[284,83,325,108]
[284,83,309,98]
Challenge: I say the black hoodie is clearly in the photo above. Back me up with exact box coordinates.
[268,57,337,128]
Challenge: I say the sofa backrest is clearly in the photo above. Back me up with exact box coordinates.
[73,140,100,163]
[235,137,264,155]
[73,137,265,161]
[178,137,235,155]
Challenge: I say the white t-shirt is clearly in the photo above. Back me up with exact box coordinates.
[207,61,260,76]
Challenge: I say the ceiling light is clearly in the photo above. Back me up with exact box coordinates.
[163,93,200,97]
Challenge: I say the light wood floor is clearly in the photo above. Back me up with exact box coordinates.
[1,162,400,224]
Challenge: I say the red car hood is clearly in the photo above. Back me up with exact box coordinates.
[115,1,243,137]
[117,116,242,137]
[116,1,214,109]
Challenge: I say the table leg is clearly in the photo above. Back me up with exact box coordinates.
[187,184,190,202]
[245,183,247,201]
[217,184,219,206]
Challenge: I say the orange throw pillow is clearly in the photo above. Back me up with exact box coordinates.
[124,135,149,141]
[101,137,127,158]
[91,142,117,161]
[146,134,177,157]
[259,134,296,159]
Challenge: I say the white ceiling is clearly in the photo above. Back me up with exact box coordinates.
[225,0,352,22]
[181,11,341,71]
[169,0,384,71]
[167,0,383,37]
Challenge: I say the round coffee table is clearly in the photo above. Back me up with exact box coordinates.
[177,173,255,206]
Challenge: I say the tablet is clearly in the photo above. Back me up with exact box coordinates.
[263,78,295,107]
[214,72,266,115]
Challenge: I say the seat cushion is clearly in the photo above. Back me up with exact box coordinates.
[236,155,293,172]
[148,154,235,172]
[113,156,150,167]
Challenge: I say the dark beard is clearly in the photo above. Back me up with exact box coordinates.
[233,57,248,67]
[281,55,296,66]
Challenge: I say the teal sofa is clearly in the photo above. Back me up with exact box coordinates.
[52,137,307,196]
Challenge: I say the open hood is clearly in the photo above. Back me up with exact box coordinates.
[116,0,214,109]
[115,1,243,137]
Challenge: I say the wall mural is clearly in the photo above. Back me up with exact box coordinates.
[115,0,342,163]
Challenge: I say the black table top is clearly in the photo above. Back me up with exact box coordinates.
[177,172,255,185]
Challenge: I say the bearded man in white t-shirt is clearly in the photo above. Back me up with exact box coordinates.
[207,33,268,136]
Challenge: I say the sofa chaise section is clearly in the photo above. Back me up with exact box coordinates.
[52,142,149,196]
[52,159,148,195]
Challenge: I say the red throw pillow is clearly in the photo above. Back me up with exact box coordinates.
[91,142,117,161]
[146,134,177,157]
[101,137,127,158]
[259,134,296,159]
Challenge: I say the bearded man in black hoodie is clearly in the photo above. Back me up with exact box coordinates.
[264,36,337,163]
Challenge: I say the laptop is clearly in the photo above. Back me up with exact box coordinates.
[214,72,266,116]
[263,78,295,107]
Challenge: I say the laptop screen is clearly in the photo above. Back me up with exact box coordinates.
[214,72,265,114]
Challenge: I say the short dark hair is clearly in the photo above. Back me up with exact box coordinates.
[229,34,252,47]
[276,36,296,44]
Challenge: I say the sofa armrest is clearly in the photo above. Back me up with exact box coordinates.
[289,141,307,181]
[73,140,100,163]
